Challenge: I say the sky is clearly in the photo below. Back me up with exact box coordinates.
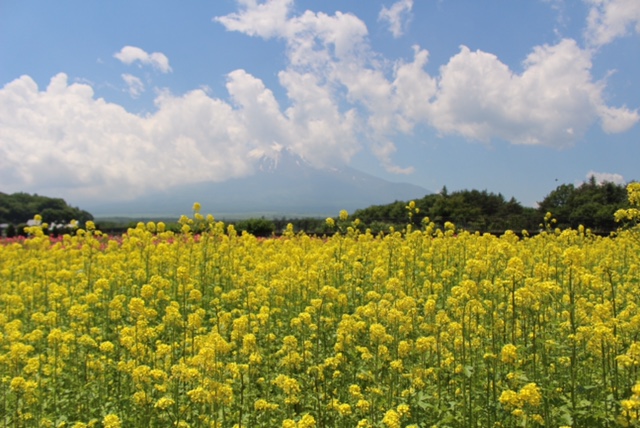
[1,0,639,209]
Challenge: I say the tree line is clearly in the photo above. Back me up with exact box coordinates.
[0,192,93,236]
[353,177,631,235]
[1,178,633,237]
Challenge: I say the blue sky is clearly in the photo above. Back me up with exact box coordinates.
[1,0,639,209]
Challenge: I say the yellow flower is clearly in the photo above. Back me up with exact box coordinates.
[132,391,152,406]
[356,399,371,412]
[518,382,542,407]
[390,359,404,372]
[512,408,524,418]
[253,398,278,411]
[155,396,175,410]
[501,344,517,364]
[531,414,545,425]
[369,323,387,343]
[273,374,301,403]
[499,389,519,408]
[187,386,209,404]
[298,413,316,428]
[40,419,54,428]
[337,403,352,416]
[382,409,401,428]
[102,414,121,428]
[10,376,27,393]
[397,403,410,417]
[349,384,362,399]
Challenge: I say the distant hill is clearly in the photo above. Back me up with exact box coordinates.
[85,150,431,218]
[0,192,94,225]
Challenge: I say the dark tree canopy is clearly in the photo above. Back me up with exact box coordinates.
[537,177,629,232]
[0,192,93,226]
[234,217,276,237]
[353,181,631,234]
[354,188,540,234]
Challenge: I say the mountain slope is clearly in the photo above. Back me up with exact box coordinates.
[87,151,430,218]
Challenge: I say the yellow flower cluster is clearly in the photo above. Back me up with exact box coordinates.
[1,201,640,426]
[615,182,640,229]
[620,382,640,425]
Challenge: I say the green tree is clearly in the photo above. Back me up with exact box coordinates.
[0,192,93,226]
[235,218,276,237]
[538,178,628,232]
[354,188,539,233]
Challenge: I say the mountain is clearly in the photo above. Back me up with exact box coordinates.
[86,150,431,218]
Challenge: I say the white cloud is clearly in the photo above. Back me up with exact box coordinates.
[0,73,258,202]
[278,70,360,166]
[585,170,626,185]
[0,67,366,203]
[379,0,414,38]
[114,45,172,73]
[392,46,438,128]
[225,69,290,153]
[428,39,638,146]
[214,0,293,39]
[121,74,145,98]
[598,104,640,133]
[216,1,414,172]
[584,0,640,47]
[214,2,637,170]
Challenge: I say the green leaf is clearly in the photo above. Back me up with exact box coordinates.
[464,365,474,378]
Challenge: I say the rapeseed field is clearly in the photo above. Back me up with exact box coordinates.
[2,185,640,427]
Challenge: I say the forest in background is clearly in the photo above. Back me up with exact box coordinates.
[0,192,94,236]
[0,177,632,237]
[353,177,629,235]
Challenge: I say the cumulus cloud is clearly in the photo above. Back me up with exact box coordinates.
[216,1,637,157]
[121,74,144,98]
[429,39,638,146]
[585,170,626,185]
[379,0,414,38]
[114,45,172,73]
[0,73,261,202]
[584,0,640,47]
[214,0,293,39]
[217,0,418,171]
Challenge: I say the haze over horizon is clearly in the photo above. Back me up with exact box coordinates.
[1,0,639,209]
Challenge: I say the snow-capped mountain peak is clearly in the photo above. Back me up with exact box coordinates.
[252,144,313,173]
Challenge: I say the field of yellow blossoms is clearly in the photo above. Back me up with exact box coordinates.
[2,184,640,428]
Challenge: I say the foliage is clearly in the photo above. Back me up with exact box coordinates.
[2,210,640,427]
[614,182,640,239]
[537,177,629,232]
[272,217,329,235]
[234,217,276,237]
[0,192,93,226]
[355,181,632,235]
[354,188,539,234]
